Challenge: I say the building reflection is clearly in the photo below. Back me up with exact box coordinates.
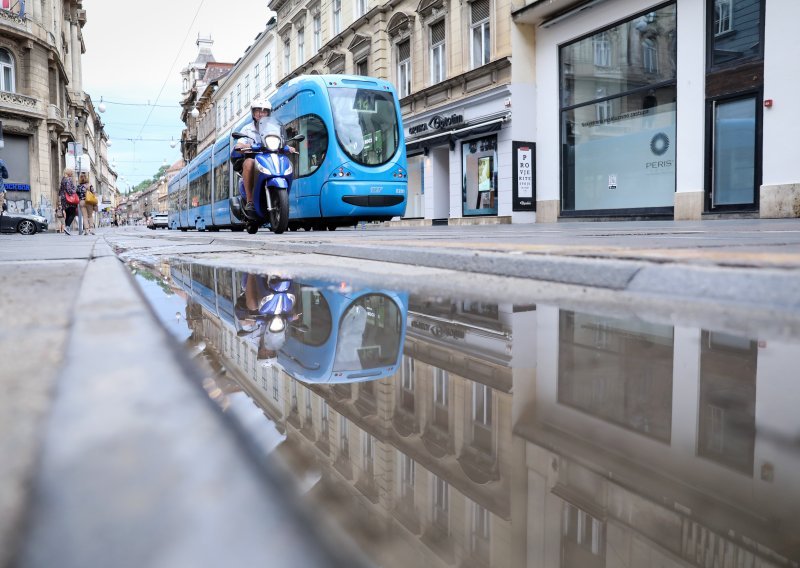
[170,262,800,567]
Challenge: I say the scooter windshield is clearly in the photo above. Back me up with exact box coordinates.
[257,117,284,140]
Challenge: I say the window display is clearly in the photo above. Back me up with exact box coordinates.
[462,136,497,216]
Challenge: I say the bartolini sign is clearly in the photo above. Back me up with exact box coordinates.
[408,113,464,136]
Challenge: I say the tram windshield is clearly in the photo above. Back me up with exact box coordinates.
[333,294,402,371]
[329,87,399,166]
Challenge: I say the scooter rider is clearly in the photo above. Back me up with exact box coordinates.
[234,97,297,219]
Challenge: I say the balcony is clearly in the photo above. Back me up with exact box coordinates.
[0,90,39,116]
[0,6,30,31]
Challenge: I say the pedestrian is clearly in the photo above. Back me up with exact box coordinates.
[0,157,8,218]
[76,173,89,235]
[55,204,65,233]
[59,168,79,236]
[83,183,98,235]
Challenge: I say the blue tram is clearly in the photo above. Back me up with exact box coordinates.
[171,262,408,384]
[168,74,408,232]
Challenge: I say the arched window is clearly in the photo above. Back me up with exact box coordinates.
[0,48,16,92]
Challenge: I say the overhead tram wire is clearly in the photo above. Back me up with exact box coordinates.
[136,0,207,140]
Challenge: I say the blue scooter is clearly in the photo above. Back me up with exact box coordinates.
[231,117,304,235]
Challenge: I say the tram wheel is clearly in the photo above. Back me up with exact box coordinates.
[246,223,259,235]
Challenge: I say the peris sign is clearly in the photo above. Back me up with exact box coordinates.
[408,113,464,136]
[512,141,536,211]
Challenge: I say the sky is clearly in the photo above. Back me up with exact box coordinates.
[81,0,273,193]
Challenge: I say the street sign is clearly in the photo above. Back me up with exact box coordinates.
[512,141,536,211]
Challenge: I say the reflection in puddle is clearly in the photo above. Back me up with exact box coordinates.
[158,261,800,567]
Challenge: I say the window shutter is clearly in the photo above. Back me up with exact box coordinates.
[431,20,445,45]
[398,39,410,62]
[471,0,489,24]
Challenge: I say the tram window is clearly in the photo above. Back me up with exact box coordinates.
[329,88,399,166]
[334,294,402,371]
[286,114,328,177]
[290,286,332,346]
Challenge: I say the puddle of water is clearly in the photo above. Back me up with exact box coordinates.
[134,259,800,567]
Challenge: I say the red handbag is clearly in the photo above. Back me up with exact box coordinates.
[65,191,79,205]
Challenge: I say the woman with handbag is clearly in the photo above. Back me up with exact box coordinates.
[83,183,98,235]
[59,168,79,236]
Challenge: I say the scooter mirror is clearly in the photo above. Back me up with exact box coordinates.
[231,132,248,140]
[291,135,306,143]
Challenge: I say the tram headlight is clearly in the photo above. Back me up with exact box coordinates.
[264,135,281,152]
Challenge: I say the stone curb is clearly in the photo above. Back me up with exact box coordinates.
[14,241,366,568]
[123,233,800,314]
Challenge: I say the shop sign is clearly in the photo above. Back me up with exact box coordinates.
[512,141,536,211]
[407,113,464,137]
[4,183,31,191]
[410,318,466,340]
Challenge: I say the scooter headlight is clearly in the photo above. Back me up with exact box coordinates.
[264,135,281,152]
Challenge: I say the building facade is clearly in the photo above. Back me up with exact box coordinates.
[0,0,115,221]
[513,0,800,221]
[268,0,516,224]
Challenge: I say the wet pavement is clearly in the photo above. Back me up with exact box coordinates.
[3,223,800,568]
[131,256,800,568]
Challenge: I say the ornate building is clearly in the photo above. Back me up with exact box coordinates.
[0,0,112,220]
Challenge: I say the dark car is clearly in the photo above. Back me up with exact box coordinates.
[0,211,48,235]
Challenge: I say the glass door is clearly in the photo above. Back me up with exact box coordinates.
[710,96,759,209]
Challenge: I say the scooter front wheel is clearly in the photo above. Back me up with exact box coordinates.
[269,189,289,234]
[246,222,259,235]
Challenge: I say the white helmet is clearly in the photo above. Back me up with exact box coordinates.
[251,97,272,116]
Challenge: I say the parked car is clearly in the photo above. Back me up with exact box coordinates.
[148,213,169,230]
[0,211,48,235]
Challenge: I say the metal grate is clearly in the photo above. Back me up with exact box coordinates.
[430,20,445,45]
[471,0,490,24]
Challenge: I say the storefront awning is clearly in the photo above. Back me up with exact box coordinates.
[405,116,508,156]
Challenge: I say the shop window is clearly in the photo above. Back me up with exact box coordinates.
[561,81,677,212]
[714,0,733,35]
[462,135,498,216]
[710,96,757,207]
[0,49,15,92]
[430,20,446,84]
[397,39,411,98]
[332,0,341,35]
[470,0,490,69]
